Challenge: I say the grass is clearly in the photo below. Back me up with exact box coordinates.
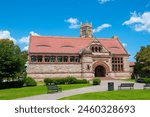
[0,84,91,100]
[37,81,45,85]
[60,90,150,100]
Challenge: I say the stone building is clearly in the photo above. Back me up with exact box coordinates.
[27,22,131,81]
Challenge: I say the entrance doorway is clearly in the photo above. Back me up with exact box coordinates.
[95,65,106,77]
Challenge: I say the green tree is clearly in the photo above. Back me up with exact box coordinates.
[0,39,26,82]
[135,45,150,77]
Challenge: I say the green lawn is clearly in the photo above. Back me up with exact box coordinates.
[60,90,150,100]
[0,84,91,100]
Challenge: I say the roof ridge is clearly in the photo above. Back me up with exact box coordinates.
[31,35,113,40]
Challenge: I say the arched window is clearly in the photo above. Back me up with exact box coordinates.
[91,45,102,53]
[92,47,94,52]
[95,46,98,52]
[98,47,101,52]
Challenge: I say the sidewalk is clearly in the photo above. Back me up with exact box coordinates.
[18,80,144,100]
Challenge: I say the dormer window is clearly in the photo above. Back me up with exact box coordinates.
[91,45,102,53]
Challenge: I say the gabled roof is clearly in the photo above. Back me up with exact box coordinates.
[29,35,128,55]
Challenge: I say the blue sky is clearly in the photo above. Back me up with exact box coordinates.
[0,0,150,61]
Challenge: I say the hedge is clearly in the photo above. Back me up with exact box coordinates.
[0,80,24,89]
[44,76,88,85]
[143,78,150,83]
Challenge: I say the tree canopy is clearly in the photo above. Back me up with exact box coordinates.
[0,39,27,82]
[135,45,150,77]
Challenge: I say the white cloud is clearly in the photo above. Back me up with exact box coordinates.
[123,11,150,33]
[122,43,127,47]
[19,31,39,44]
[19,31,39,51]
[23,46,28,51]
[93,24,112,33]
[98,0,112,4]
[65,18,80,29]
[19,36,29,44]
[0,30,16,43]
[30,31,39,36]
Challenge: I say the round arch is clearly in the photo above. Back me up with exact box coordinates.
[93,61,110,77]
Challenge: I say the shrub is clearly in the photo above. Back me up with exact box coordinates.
[93,78,101,85]
[0,80,24,89]
[76,79,88,84]
[44,77,89,85]
[24,77,37,86]
[143,78,150,83]
[64,76,77,84]
[44,78,54,85]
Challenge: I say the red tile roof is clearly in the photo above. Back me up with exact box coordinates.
[29,35,128,55]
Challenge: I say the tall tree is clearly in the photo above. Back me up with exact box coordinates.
[0,39,26,82]
[135,45,150,77]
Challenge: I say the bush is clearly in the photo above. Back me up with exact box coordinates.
[0,80,24,89]
[44,78,54,85]
[64,76,77,84]
[143,78,150,83]
[76,79,88,84]
[24,77,37,86]
[93,78,101,85]
[44,77,88,85]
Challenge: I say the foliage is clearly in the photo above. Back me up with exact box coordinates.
[44,77,88,85]
[135,45,150,77]
[24,77,37,86]
[92,78,101,85]
[44,78,54,85]
[143,78,150,83]
[76,79,88,84]
[0,80,24,89]
[64,76,78,84]
[0,39,27,82]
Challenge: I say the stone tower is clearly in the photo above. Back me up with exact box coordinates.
[80,21,93,38]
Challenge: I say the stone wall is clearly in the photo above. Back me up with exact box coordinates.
[81,55,94,78]
[27,64,82,80]
[123,56,130,72]
[27,55,132,80]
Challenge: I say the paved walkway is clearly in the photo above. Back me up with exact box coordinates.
[18,80,145,100]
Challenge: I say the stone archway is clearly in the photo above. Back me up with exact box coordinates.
[95,65,106,77]
[93,61,110,77]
